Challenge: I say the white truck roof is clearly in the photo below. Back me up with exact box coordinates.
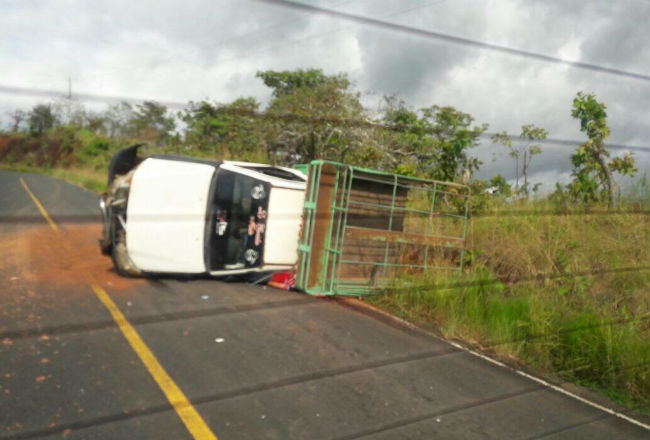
[126,157,216,273]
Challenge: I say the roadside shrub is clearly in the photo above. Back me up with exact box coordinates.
[370,200,650,412]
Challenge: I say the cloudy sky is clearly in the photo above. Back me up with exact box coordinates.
[1,0,648,190]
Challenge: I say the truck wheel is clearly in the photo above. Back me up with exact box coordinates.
[99,237,112,256]
[110,223,142,278]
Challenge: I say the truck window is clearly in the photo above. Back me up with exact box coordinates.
[240,165,305,181]
[206,169,270,271]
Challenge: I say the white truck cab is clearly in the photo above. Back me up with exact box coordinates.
[99,146,306,277]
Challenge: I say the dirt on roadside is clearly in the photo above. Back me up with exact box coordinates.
[0,223,143,291]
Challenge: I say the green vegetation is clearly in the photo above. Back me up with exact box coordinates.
[1,68,500,191]
[0,127,122,193]
[569,92,637,207]
[1,68,647,411]
[491,124,547,197]
[370,200,649,412]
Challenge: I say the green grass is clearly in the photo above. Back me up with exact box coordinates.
[0,163,106,193]
[369,201,650,413]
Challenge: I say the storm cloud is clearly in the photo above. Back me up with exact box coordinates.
[1,0,648,189]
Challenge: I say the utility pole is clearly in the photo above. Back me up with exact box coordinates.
[67,76,72,99]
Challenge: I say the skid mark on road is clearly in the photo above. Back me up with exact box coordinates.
[19,177,217,440]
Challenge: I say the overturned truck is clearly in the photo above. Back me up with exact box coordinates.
[99,145,307,277]
[99,147,470,294]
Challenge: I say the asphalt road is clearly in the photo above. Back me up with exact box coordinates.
[0,169,648,440]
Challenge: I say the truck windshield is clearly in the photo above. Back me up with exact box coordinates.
[206,169,270,271]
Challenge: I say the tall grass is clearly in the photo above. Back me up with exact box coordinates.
[369,200,650,412]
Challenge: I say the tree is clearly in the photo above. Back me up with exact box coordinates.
[570,92,636,207]
[488,174,512,197]
[380,97,433,175]
[52,98,86,127]
[7,109,27,132]
[28,104,57,136]
[181,97,268,161]
[519,124,546,194]
[256,69,344,97]
[382,100,487,182]
[129,101,175,144]
[83,111,109,135]
[258,69,367,165]
[491,124,546,197]
[103,102,135,138]
[491,130,514,181]
[426,105,486,182]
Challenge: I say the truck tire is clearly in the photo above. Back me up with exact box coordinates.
[110,221,142,278]
[99,236,112,256]
[99,196,113,256]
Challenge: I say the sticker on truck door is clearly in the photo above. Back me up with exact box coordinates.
[243,206,266,266]
[244,249,259,265]
[251,184,266,200]
[216,209,228,236]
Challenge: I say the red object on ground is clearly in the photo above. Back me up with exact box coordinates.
[267,271,295,290]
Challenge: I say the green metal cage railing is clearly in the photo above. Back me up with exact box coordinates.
[295,160,471,296]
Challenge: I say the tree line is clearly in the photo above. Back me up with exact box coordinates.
[2,69,638,206]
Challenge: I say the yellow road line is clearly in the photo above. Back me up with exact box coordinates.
[19,178,217,440]
[19,177,59,232]
[91,284,217,440]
